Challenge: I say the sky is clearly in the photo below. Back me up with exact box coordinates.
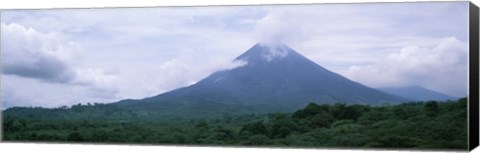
[0,2,470,108]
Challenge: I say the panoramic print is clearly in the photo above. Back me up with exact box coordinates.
[1,2,470,150]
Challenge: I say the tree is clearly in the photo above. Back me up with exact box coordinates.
[240,120,268,136]
[270,114,297,138]
[67,131,84,141]
[376,135,415,148]
[425,101,440,117]
[292,103,322,119]
[334,105,367,121]
[246,135,271,145]
[212,126,235,142]
[309,112,335,128]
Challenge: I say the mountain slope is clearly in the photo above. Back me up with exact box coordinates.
[377,85,457,101]
[118,43,407,114]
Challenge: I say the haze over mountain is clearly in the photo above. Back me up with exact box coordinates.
[377,85,457,102]
[118,43,407,114]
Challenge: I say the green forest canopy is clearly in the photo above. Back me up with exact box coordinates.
[2,98,468,150]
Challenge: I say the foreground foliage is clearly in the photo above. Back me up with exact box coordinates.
[2,98,467,150]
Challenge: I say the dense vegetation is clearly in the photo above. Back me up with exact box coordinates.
[2,98,467,150]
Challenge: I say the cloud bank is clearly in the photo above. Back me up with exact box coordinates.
[1,23,79,83]
[1,23,119,107]
[254,11,305,47]
[340,37,467,97]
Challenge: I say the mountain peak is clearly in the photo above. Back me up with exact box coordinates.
[235,43,294,62]
[122,43,407,113]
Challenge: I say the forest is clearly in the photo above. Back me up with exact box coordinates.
[2,98,467,150]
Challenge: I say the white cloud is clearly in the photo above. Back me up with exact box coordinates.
[254,11,304,46]
[1,22,79,83]
[1,75,118,108]
[73,68,119,92]
[1,23,120,107]
[128,53,248,99]
[2,7,261,107]
[339,37,468,97]
[262,46,289,62]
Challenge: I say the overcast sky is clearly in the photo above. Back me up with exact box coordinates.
[1,2,470,108]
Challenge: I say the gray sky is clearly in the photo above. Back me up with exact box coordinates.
[1,2,469,108]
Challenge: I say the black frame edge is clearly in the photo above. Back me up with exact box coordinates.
[469,1,480,151]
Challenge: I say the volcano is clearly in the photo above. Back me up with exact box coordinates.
[117,43,407,114]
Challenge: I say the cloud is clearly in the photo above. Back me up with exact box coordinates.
[1,22,118,93]
[1,75,119,108]
[262,46,288,62]
[1,23,79,83]
[254,10,305,47]
[72,68,119,92]
[1,8,259,108]
[135,51,248,98]
[339,37,468,97]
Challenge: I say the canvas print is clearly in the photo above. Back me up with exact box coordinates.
[0,2,473,150]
